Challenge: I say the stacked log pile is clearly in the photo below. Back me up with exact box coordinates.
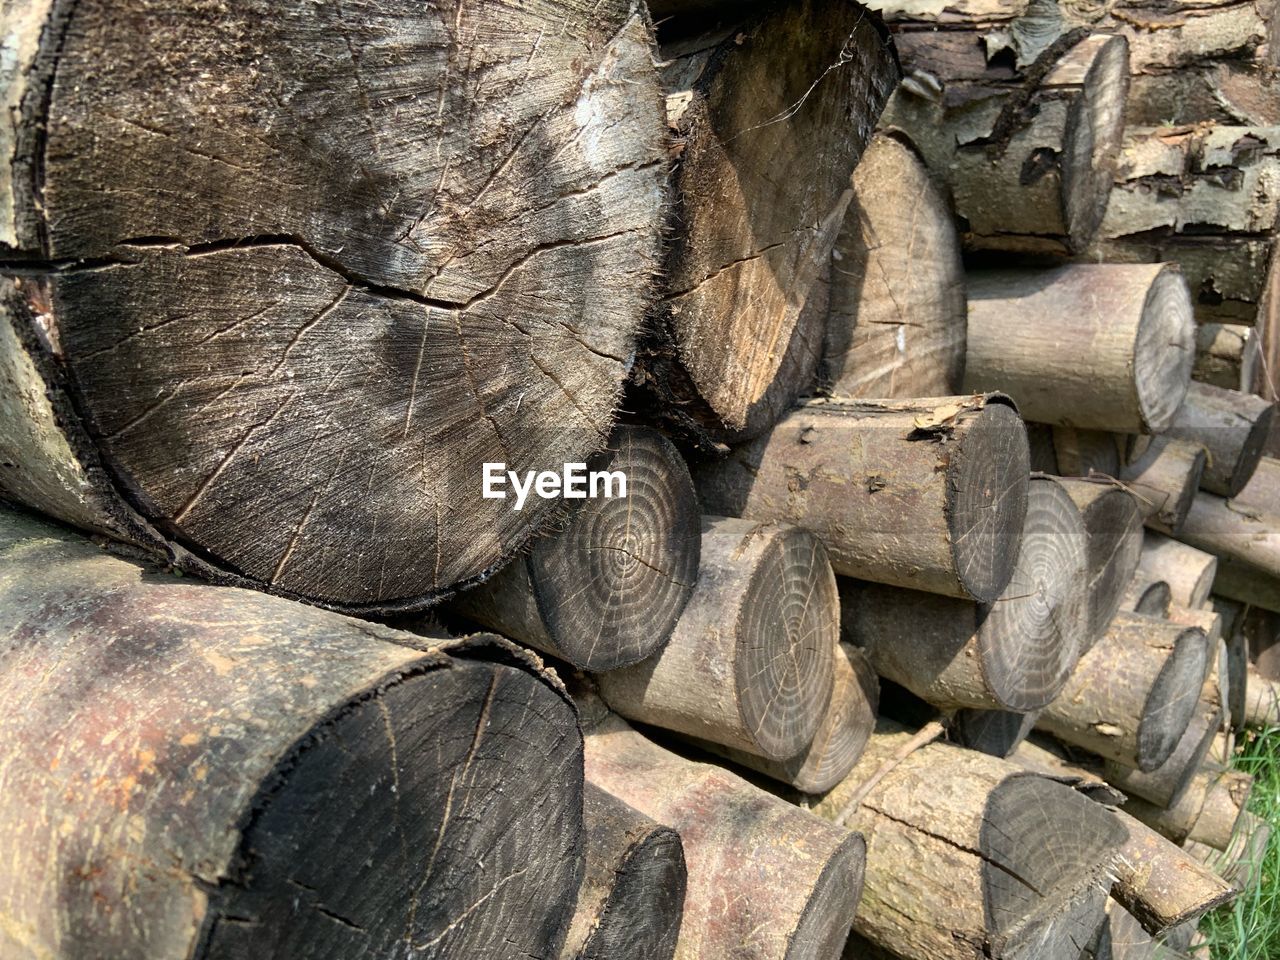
[2,0,1279,958]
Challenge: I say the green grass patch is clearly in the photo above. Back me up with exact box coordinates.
[1200,726,1280,959]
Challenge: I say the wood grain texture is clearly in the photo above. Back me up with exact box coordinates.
[1119,437,1207,536]
[0,506,583,960]
[0,0,669,611]
[451,425,701,671]
[821,131,967,399]
[1058,479,1143,639]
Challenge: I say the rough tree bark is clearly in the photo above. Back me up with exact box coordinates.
[881,33,1130,254]
[0,507,583,960]
[690,643,880,795]
[820,131,967,399]
[1135,532,1218,609]
[803,720,1125,960]
[964,264,1195,434]
[580,701,867,960]
[840,474,1088,712]
[596,517,837,761]
[638,0,898,440]
[1118,437,1207,535]
[1037,611,1210,771]
[1058,478,1143,638]
[695,394,1030,602]
[450,425,701,671]
[1194,322,1260,391]
[1179,491,1280,611]
[0,0,670,612]
[558,784,686,960]
[1163,382,1275,496]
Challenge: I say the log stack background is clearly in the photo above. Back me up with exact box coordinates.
[2,0,1279,957]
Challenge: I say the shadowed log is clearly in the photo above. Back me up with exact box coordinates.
[596,517,837,761]
[1179,492,1280,612]
[840,474,1088,712]
[1058,479,1143,638]
[1163,382,1275,497]
[1233,454,1280,516]
[1122,577,1172,617]
[951,709,1039,758]
[559,785,686,960]
[450,425,701,671]
[580,702,867,960]
[1052,427,1124,478]
[0,507,583,960]
[964,264,1195,434]
[690,643,880,794]
[1244,666,1280,727]
[1194,323,1260,392]
[1104,685,1222,810]
[0,1,670,612]
[1009,737,1123,804]
[695,394,1029,601]
[803,720,1125,960]
[1038,612,1210,771]
[640,0,898,439]
[1135,533,1218,609]
[821,132,967,399]
[1109,811,1236,935]
[1118,437,1207,536]
[1122,765,1252,850]
[881,33,1130,254]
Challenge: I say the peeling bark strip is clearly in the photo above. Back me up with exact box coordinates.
[450,425,701,672]
[638,0,898,439]
[0,1,668,611]
[559,784,686,960]
[1037,611,1211,772]
[820,131,967,399]
[1057,479,1143,640]
[841,474,1089,713]
[580,703,866,960]
[0,507,583,960]
[696,394,1030,602]
[965,264,1195,435]
[1119,437,1207,536]
[596,517,838,761]
[881,32,1128,254]
[804,720,1125,960]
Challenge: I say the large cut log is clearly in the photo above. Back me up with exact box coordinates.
[596,517,837,761]
[803,720,1125,960]
[821,131,967,399]
[691,643,880,794]
[964,264,1195,433]
[1164,382,1275,497]
[450,425,700,671]
[696,394,1030,601]
[1037,611,1210,771]
[580,701,866,960]
[638,0,898,440]
[0,1,670,612]
[1058,478,1143,638]
[0,507,583,960]
[1194,322,1261,392]
[1178,491,1280,611]
[1118,437,1207,536]
[1134,532,1218,609]
[1108,811,1236,935]
[881,33,1130,254]
[559,785,686,960]
[841,474,1088,712]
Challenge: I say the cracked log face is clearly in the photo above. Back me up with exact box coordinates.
[0,0,667,609]
[649,0,898,438]
[0,507,583,960]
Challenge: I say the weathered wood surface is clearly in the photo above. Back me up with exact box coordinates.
[695,394,1030,602]
[821,132,967,399]
[1163,382,1274,496]
[951,708,1039,757]
[965,264,1195,433]
[559,785,686,960]
[1037,611,1210,771]
[804,720,1125,960]
[1104,683,1222,809]
[1245,666,1280,726]
[1134,532,1218,609]
[1121,763,1250,849]
[1118,437,1207,535]
[1122,576,1173,617]
[580,701,866,960]
[639,0,898,440]
[596,517,837,761]
[1194,322,1260,391]
[1234,454,1280,515]
[1058,478,1143,638]
[841,474,1088,712]
[881,33,1130,253]
[1179,491,1280,611]
[0,0,671,612]
[0,506,583,960]
[1189,810,1272,893]
[451,425,701,671]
